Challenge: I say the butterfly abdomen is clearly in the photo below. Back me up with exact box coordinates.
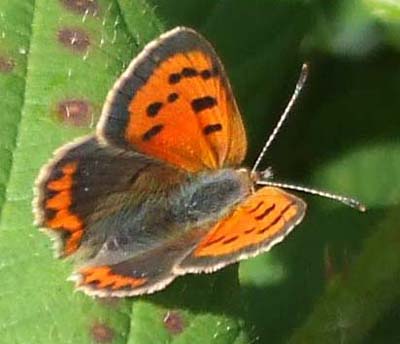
[172,169,252,228]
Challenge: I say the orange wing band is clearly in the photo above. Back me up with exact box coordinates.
[79,266,147,291]
[45,162,84,256]
[194,187,305,257]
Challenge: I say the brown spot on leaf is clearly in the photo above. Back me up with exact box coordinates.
[60,0,99,15]
[163,310,185,335]
[91,322,114,343]
[0,56,14,73]
[58,28,90,53]
[57,99,92,126]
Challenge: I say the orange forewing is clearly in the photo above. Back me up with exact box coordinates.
[193,187,306,257]
[122,36,246,172]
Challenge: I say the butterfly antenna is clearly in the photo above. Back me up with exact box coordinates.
[251,63,309,174]
[256,180,366,212]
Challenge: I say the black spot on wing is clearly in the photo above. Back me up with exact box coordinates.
[257,202,295,234]
[181,67,198,77]
[249,201,264,214]
[244,227,256,234]
[200,66,219,80]
[203,236,224,247]
[191,96,217,113]
[200,69,212,79]
[169,73,181,84]
[255,204,276,221]
[203,123,222,135]
[142,124,164,141]
[167,93,179,103]
[146,102,163,117]
[222,236,239,245]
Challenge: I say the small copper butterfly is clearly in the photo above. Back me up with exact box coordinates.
[34,27,365,297]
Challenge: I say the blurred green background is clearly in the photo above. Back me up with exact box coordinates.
[0,0,399,343]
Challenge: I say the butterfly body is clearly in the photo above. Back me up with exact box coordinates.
[81,159,252,268]
[34,27,306,296]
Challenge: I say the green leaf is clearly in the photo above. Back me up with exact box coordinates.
[1,0,399,343]
[364,0,400,23]
[0,1,34,216]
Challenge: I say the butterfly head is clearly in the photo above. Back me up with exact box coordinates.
[250,167,273,182]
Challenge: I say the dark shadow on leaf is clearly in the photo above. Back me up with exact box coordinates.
[242,205,390,343]
[141,264,243,317]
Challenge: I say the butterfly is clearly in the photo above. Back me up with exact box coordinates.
[34,27,363,297]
